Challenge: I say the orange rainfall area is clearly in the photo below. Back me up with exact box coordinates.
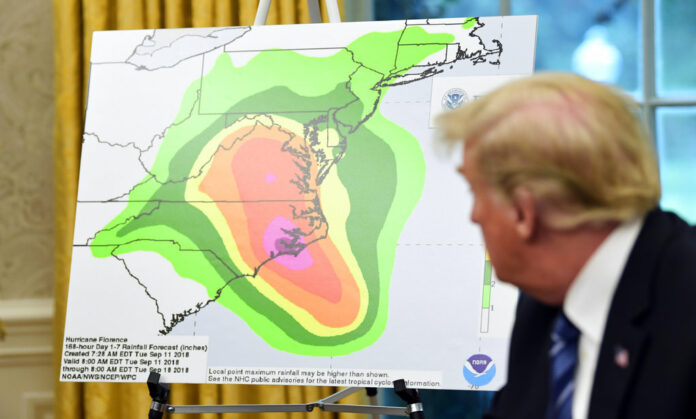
[198,122,361,328]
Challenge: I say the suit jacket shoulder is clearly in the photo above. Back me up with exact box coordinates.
[589,209,696,419]
[486,209,696,419]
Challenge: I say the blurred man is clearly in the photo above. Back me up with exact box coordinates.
[439,73,696,419]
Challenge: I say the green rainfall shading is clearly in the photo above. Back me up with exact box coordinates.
[91,25,454,355]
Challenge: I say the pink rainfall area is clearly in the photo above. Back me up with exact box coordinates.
[262,216,313,270]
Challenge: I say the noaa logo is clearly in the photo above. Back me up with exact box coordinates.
[442,88,469,110]
[463,354,496,387]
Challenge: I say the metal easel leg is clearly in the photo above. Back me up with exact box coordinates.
[307,0,322,23]
[253,0,272,25]
[155,383,412,417]
[323,0,342,23]
[310,0,342,23]
[254,0,341,26]
[394,379,426,419]
[367,387,380,419]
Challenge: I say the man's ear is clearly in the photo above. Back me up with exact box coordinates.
[511,187,536,240]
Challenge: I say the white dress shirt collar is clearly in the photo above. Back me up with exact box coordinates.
[564,216,644,342]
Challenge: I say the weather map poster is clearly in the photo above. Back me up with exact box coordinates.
[61,16,537,390]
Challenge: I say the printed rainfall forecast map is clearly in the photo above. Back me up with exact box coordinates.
[62,16,537,390]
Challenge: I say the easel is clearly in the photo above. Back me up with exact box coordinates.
[254,0,342,25]
[146,1,426,417]
[148,372,424,418]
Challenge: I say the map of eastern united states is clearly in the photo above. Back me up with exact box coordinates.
[90,23,485,356]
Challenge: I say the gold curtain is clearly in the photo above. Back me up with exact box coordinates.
[52,1,362,418]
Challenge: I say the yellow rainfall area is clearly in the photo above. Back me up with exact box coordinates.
[185,114,368,336]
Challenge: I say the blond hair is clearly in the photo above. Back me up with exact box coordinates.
[438,73,660,229]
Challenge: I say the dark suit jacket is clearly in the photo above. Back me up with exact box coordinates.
[485,209,696,419]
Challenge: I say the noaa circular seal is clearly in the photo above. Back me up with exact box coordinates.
[442,88,469,110]
[463,353,496,387]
